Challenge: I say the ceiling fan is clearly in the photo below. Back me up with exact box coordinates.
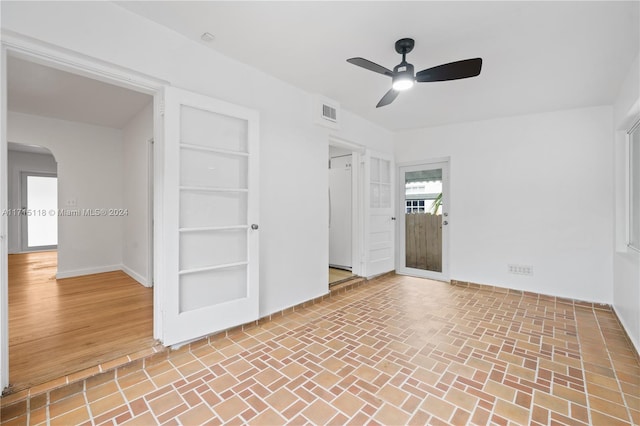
[347,38,483,108]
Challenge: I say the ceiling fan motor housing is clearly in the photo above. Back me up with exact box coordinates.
[392,38,416,90]
[392,61,415,90]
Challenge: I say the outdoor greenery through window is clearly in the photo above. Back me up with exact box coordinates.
[630,120,640,251]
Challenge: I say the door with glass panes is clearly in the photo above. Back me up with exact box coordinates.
[398,161,449,281]
[161,87,259,346]
[366,151,394,277]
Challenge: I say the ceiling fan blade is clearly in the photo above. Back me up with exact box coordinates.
[347,57,393,77]
[416,58,482,83]
[376,88,399,108]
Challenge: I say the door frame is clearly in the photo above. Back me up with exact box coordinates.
[0,32,168,390]
[328,136,365,278]
[396,158,451,281]
[148,138,155,287]
[20,171,58,252]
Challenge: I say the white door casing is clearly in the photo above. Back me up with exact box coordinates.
[364,150,395,278]
[1,45,9,390]
[162,86,259,346]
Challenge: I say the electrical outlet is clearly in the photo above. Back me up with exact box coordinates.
[508,264,533,276]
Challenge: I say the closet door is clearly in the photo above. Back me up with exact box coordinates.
[162,87,259,345]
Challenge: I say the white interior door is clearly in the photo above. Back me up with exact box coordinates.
[365,150,395,277]
[397,161,450,281]
[162,87,259,346]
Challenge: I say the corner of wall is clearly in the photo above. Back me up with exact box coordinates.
[612,48,640,358]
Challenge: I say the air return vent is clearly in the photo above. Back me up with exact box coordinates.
[323,104,337,122]
[314,95,341,129]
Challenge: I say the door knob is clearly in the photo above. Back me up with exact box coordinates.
[251,224,259,230]
[443,221,449,225]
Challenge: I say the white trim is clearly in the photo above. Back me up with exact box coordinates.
[58,264,151,287]
[624,132,635,249]
[152,93,164,340]
[1,30,167,94]
[0,45,9,390]
[121,265,151,287]
[397,157,451,168]
[55,264,123,279]
[329,135,366,154]
[628,120,640,252]
[147,138,154,288]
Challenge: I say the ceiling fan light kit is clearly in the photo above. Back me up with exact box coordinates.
[347,38,483,108]
[391,65,414,91]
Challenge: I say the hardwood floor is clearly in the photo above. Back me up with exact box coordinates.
[329,267,355,285]
[8,251,155,391]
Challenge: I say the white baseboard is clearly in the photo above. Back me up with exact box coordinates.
[56,264,151,287]
[56,264,122,279]
[121,264,151,287]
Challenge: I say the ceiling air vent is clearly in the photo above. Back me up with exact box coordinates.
[314,95,341,129]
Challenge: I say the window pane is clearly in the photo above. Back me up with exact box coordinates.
[370,183,379,208]
[380,159,390,183]
[181,105,248,153]
[180,265,247,313]
[370,158,380,182]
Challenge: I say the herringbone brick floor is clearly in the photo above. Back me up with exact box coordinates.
[2,274,639,425]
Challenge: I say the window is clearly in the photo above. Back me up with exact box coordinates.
[405,176,442,214]
[629,120,640,251]
[370,157,391,208]
[406,200,426,213]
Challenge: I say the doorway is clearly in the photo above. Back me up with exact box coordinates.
[397,160,449,281]
[3,52,157,391]
[20,172,57,251]
[328,140,364,285]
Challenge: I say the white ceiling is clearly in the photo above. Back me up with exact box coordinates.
[7,56,152,129]
[117,1,639,131]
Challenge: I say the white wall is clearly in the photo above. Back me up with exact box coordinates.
[121,102,153,286]
[613,52,640,352]
[7,149,57,253]
[8,112,125,278]
[395,106,614,303]
[0,2,394,318]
